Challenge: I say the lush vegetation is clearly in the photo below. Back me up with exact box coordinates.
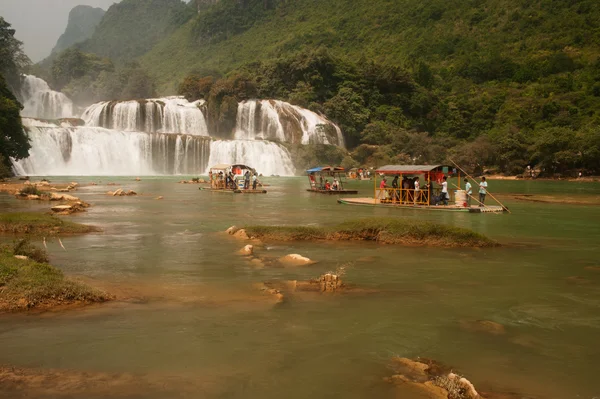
[142,0,600,176]
[243,218,497,247]
[0,240,111,311]
[76,0,195,62]
[0,17,30,176]
[0,212,98,235]
[46,48,156,104]
[51,5,105,56]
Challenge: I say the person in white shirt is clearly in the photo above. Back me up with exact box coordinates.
[440,176,448,205]
[479,177,488,206]
[464,178,472,206]
[413,177,420,204]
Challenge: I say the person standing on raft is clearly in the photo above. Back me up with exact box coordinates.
[478,177,488,206]
[440,176,449,205]
[464,178,472,206]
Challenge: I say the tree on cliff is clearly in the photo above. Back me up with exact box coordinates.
[0,17,31,91]
[0,73,30,176]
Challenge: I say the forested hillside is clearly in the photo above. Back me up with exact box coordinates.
[76,0,195,61]
[140,0,600,175]
[35,0,600,175]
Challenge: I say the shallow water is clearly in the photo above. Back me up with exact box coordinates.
[1,177,599,398]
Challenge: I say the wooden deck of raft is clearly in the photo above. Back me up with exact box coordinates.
[337,197,506,213]
[200,188,267,194]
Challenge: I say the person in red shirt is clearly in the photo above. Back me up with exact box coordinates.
[324,180,331,190]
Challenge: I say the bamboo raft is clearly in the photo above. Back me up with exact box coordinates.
[307,189,358,195]
[337,197,505,213]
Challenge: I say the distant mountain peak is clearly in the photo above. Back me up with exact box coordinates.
[51,5,105,55]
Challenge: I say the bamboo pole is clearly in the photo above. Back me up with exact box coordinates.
[448,159,511,213]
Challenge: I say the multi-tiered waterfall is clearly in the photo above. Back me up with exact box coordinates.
[20,75,74,119]
[12,76,344,176]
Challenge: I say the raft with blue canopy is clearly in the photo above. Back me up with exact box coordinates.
[306,166,358,194]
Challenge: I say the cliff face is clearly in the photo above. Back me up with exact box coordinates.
[77,0,195,62]
[51,6,105,55]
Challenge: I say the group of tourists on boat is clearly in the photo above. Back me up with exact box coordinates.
[306,167,359,194]
[207,164,263,193]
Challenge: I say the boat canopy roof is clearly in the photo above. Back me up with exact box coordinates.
[210,164,232,170]
[210,163,256,172]
[306,166,345,173]
[376,164,452,175]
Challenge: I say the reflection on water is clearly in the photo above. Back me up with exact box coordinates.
[1,177,599,398]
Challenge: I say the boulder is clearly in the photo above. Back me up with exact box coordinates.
[238,245,254,256]
[135,177,141,181]
[112,188,123,196]
[233,229,249,240]
[14,255,28,260]
[49,192,80,202]
[155,196,164,200]
[279,254,315,266]
[125,190,137,196]
[61,194,80,201]
[51,205,74,214]
[319,273,343,292]
[38,181,50,187]
[250,258,265,268]
[390,357,429,382]
[226,226,238,235]
[27,195,40,200]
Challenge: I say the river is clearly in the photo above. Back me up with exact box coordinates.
[1,177,599,399]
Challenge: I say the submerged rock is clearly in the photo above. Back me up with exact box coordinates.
[155,196,164,200]
[226,226,238,235]
[460,320,506,335]
[279,254,314,266]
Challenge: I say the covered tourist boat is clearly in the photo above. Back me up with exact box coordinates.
[307,166,358,194]
[202,164,267,194]
[338,164,506,213]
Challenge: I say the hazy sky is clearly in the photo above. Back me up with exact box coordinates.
[0,0,121,62]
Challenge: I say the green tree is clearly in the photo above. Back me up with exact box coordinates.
[0,73,30,172]
[0,17,30,90]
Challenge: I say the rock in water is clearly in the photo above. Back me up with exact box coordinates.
[238,245,254,256]
[233,229,249,240]
[226,226,238,235]
[279,254,314,266]
[14,255,29,260]
[460,319,506,335]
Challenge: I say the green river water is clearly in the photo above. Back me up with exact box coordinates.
[1,177,599,399]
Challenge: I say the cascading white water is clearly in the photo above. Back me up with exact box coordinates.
[81,97,209,136]
[20,75,74,119]
[234,99,345,147]
[12,76,352,176]
[207,140,295,176]
[13,119,211,176]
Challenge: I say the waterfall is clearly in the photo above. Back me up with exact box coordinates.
[234,100,344,147]
[207,140,295,176]
[82,97,209,136]
[20,75,74,119]
[13,119,211,176]
[12,75,352,176]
